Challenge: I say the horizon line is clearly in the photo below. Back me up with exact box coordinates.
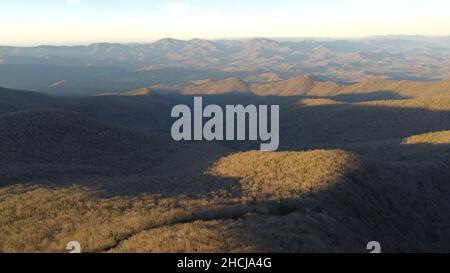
[2,34,450,47]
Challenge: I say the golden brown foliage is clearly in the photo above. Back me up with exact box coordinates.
[2,85,450,253]
[182,78,250,94]
[402,130,450,145]
[208,150,360,199]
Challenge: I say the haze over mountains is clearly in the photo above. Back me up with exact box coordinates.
[1,36,450,95]
[1,36,450,253]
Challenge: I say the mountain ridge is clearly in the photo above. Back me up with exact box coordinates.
[178,75,450,98]
[2,37,450,96]
[0,109,176,181]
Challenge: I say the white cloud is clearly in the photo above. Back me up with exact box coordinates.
[66,0,81,6]
[163,2,190,14]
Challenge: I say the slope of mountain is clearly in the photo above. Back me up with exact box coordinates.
[0,87,53,113]
[96,87,154,97]
[340,78,450,98]
[181,77,250,94]
[1,80,450,252]
[361,93,450,110]
[0,109,175,181]
[151,38,186,50]
[251,75,342,96]
[244,72,284,84]
[279,94,450,149]
[208,150,360,199]
[0,85,177,130]
[108,146,450,252]
[64,91,176,130]
[402,130,450,145]
[180,76,450,98]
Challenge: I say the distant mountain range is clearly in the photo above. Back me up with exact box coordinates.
[180,75,450,98]
[1,36,450,95]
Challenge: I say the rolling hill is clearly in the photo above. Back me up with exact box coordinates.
[0,87,54,113]
[250,75,342,96]
[181,77,250,94]
[109,146,450,252]
[278,94,450,150]
[0,109,176,182]
[0,86,177,130]
[180,75,450,99]
[1,79,450,252]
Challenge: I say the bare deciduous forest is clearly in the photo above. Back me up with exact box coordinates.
[1,72,450,252]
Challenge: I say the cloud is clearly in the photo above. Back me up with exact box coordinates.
[163,2,190,14]
[66,0,81,6]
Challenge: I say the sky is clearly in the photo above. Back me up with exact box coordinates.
[0,0,449,45]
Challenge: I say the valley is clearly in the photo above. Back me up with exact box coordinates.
[1,75,450,252]
[3,0,450,260]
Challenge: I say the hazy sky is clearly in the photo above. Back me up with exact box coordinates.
[1,0,449,45]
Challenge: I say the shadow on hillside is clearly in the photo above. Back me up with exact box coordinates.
[341,140,450,163]
[2,92,450,252]
[188,142,450,252]
[2,91,450,185]
[330,91,410,102]
[277,102,450,151]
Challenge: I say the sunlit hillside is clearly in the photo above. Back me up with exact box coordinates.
[1,77,450,253]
